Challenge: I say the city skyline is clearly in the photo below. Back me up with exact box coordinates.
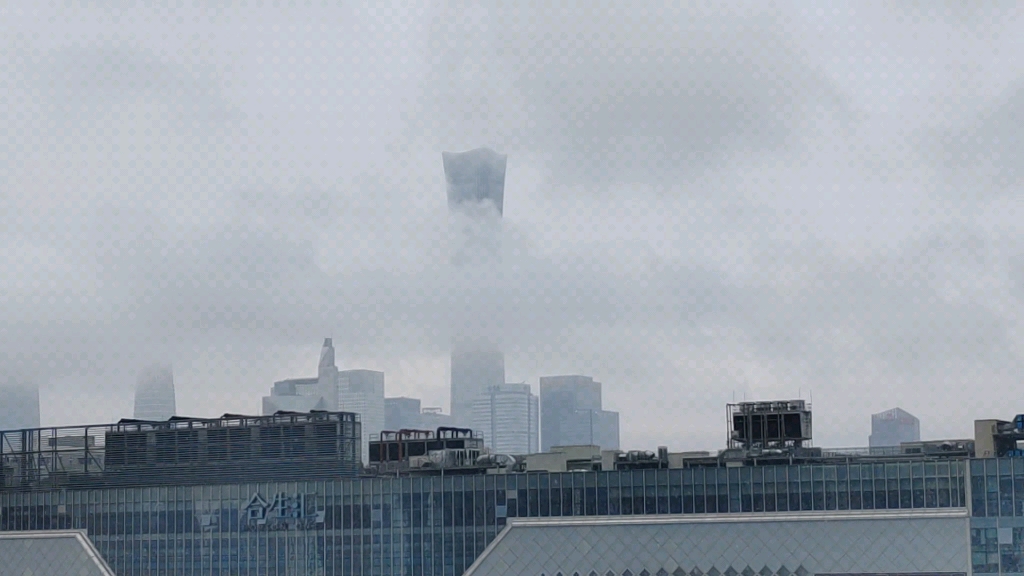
[0,334,934,456]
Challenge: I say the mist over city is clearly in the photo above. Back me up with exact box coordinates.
[5,3,1021,453]
[4,2,1024,575]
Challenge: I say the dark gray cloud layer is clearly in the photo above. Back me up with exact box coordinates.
[3,2,1024,450]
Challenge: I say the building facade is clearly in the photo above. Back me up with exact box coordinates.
[444,148,508,427]
[262,340,343,416]
[0,458,973,576]
[0,379,40,432]
[540,375,620,451]
[385,397,423,432]
[471,384,539,455]
[419,408,454,431]
[563,408,621,451]
[318,339,340,402]
[133,364,177,421]
[339,370,386,465]
[870,407,922,448]
[449,350,505,428]
[262,378,330,415]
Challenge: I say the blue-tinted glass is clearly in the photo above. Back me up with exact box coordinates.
[1000,458,1013,474]
[1000,474,1014,516]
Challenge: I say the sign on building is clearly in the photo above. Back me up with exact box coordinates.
[242,492,324,531]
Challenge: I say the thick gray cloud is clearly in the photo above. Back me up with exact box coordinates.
[3,1,1024,450]
[412,2,858,190]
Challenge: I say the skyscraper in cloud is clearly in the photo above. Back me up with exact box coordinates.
[0,377,41,432]
[133,364,176,421]
[443,148,506,216]
[444,147,508,425]
[450,349,506,426]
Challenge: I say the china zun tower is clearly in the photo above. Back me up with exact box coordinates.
[443,148,507,426]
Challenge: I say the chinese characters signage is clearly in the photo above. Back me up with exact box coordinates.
[242,492,324,531]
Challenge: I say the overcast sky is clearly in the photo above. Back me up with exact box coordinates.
[3,1,1023,451]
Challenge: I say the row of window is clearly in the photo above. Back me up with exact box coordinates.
[1,481,967,535]
[3,476,969,536]
[0,460,977,576]
[4,461,969,505]
[971,459,1024,518]
[970,526,1024,575]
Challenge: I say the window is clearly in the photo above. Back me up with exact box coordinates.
[728,468,741,513]
[986,473,1000,517]
[971,527,999,574]
[1000,471,1014,517]
[971,463,986,516]
[669,470,682,514]
[693,471,706,514]
[752,468,764,513]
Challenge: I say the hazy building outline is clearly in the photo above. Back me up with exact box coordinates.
[444,147,509,426]
[563,407,620,451]
[0,379,41,433]
[385,396,423,431]
[540,374,620,451]
[262,339,338,412]
[132,364,176,421]
[472,383,539,455]
[869,407,921,448]
[419,406,454,431]
[260,340,385,464]
[338,369,386,465]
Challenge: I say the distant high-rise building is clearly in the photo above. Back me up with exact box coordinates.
[870,408,921,448]
[536,375,598,450]
[385,397,422,431]
[0,378,41,432]
[339,370,385,465]
[262,378,331,414]
[262,339,341,416]
[562,409,620,451]
[449,349,506,427]
[260,341,385,465]
[472,383,539,455]
[317,338,340,398]
[419,407,453,431]
[133,364,176,421]
[444,148,508,426]
[539,375,608,451]
[443,147,506,216]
